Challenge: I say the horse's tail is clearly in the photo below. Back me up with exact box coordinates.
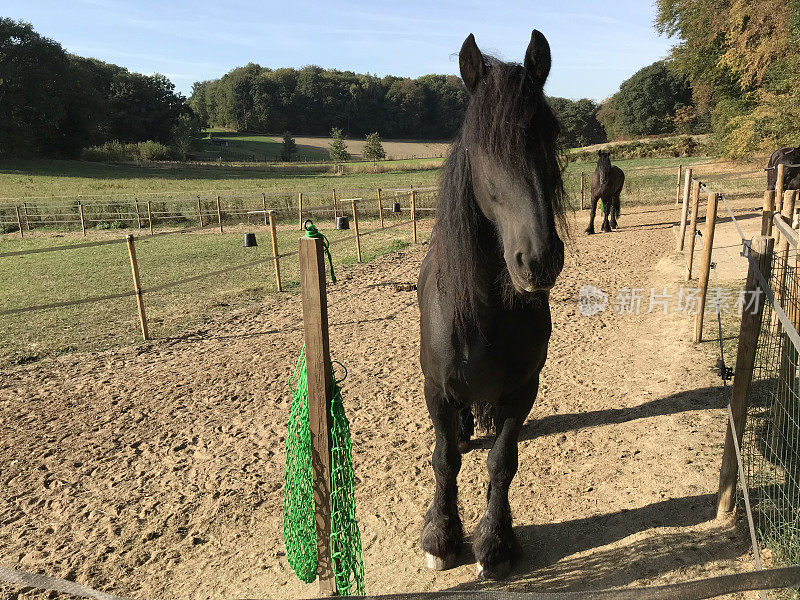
[472,400,496,433]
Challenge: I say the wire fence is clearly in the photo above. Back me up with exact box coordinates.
[743,235,800,573]
[0,194,433,366]
[0,187,438,235]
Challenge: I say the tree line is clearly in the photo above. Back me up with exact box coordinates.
[0,19,196,158]
[189,64,469,139]
[7,11,796,162]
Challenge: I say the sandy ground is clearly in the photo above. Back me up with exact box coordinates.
[0,201,766,600]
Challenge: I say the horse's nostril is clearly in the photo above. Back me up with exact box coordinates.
[515,252,525,268]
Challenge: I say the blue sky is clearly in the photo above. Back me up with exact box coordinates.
[5,1,674,101]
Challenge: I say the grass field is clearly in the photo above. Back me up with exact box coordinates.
[202,132,328,161]
[202,131,450,162]
[0,215,426,367]
[0,153,768,368]
[0,155,730,204]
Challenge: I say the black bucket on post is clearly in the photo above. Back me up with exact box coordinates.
[336,216,350,230]
[392,202,401,213]
[243,233,258,247]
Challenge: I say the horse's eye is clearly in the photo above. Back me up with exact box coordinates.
[488,182,497,199]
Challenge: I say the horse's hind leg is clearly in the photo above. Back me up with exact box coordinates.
[610,192,621,229]
[422,380,463,570]
[458,408,474,453]
[473,391,536,579]
[600,197,612,232]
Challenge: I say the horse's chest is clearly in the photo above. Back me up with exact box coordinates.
[447,314,550,402]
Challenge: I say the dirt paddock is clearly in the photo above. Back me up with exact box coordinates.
[0,201,763,599]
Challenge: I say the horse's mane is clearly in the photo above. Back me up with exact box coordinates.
[597,151,612,182]
[432,56,566,332]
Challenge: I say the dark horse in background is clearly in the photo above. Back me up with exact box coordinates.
[767,146,800,191]
[417,30,565,580]
[585,150,625,234]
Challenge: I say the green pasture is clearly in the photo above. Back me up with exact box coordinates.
[202,131,329,161]
[0,154,741,210]
[0,159,440,200]
[1,153,772,368]
[0,214,425,368]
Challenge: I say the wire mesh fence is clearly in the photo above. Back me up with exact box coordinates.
[743,243,800,575]
[0,188,438,234]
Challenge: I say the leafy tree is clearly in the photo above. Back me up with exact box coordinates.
[0,19,193,158]
[328,127,349,162]
[613,61,692,137]
[0,19,90,156]
[655,0,800,156]
[280,131,297,161]
[547,97,607,148]
[363,132,386,163]
[190,65,469,139]
[170,113,202,160]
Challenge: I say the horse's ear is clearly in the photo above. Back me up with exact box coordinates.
[524,29,551,88]
[459,33,485,94]
[598,150,603,156]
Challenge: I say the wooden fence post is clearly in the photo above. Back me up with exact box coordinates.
[216,195,223,233]
[716,235,774,517]
[676,167,693,251]
[777,163,786,215]
[686,179,701,280]
[332,188,337,219]
[694,192,719,342]
[352,199,362,263]
[775,163,786,246]
[262,192,268,226]
[134,198,142,229]
[147,201,154,235]
[676,164,683,204]
[269,210,282,292]
[410,191,417,243]
[298,192,304,231]
[126,234,150,341]
[78,203,86,237]
[580,172,585,211]
[15,206,23,238]
[298,235,336,597]
[771,190,797,329]
[22,202,30,231]
[197,197,204,228]
[762,190,776,236]
[377,188,384,228]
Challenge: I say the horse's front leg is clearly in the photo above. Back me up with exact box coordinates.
[473,390,536,580]
[422,380,463,570]
[585,196,599,234]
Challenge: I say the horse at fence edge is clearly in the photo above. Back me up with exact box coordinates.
[767,146,800,191]
[417,30,565,580]
[585,150,625,234]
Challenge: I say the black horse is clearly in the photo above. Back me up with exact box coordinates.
[767,146,800,191]
[585,150,624,234]
[417,30,565,580]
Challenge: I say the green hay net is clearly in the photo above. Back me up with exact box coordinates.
[283,347,365,596]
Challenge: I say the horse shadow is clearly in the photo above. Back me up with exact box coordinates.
[446,493,746,593]
[469,384,726,449]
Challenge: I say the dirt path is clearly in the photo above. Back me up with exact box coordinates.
[0,203,758,599]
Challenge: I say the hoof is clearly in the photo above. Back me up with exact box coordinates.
[584,228,595,235]
[458,440,470,454]
[476,561,511,580]
[424,552,456,571]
